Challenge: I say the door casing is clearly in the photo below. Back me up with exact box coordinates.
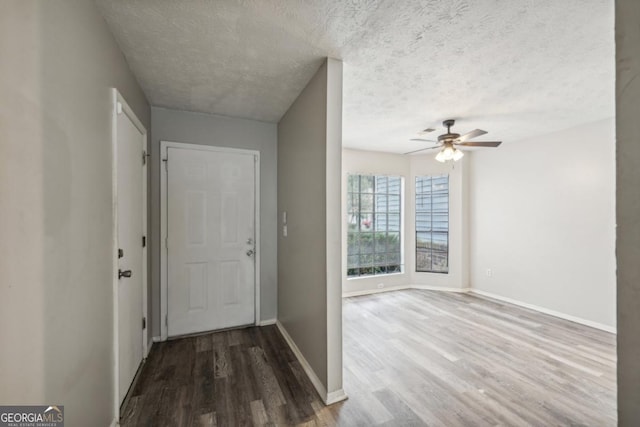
[160,141,261,341]
[111,89,148,420]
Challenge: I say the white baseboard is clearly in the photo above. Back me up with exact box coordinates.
[341,285,615,334]
[275,320,327,400]
[469,289,616,334]
[275,320,347,405]
[152,336,163,343]
[411,285,471,293]
[146,339,153,357]
[110,417,119,427]
[342,285,411,298]
[326,388,348,405]
[343,284,469,298]
[257,318,277,326]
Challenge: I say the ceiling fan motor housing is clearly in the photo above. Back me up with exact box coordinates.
[439,119,459,142]
[438,132,460,142]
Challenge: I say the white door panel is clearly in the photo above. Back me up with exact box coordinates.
[117,112,144,404]
[167,148,255,337]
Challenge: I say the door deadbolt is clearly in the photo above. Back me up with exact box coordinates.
[119,269,132,279]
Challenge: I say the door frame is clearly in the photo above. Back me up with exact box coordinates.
[111,88,148,420]
[160,140,261,341]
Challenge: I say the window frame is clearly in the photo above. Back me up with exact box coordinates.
[415,174,449,274]
[346,174,404,278]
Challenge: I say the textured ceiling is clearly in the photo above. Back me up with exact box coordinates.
[96,0,614,153]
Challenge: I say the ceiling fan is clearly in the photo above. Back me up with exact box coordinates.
[404,119,502,162]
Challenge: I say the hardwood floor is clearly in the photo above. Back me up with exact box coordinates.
[338,290,616,426]
[121,325,326,426]
[122,290,616,426]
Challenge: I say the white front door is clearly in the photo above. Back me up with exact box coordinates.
[166,147,256,337]
[116,109,145,404]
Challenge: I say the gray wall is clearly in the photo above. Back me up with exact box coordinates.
[0,1,150,426]
[150,107,278,337]
[278,61,329,387]
[616,0,640,422]
[277,58,343,395]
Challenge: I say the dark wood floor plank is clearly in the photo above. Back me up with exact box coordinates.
[213,332,232,379]
[122,289,616,426]
[229,344,259,427]
[197,412,216,426]
[249,400,269,426]
[213,376,235,427]
[247,346,287,409]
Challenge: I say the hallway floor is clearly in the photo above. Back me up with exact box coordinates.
[122,290,616,426]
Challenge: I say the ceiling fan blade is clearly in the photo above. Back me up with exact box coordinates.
[403,146,441,155]
[457,129,487,142]
[410,138,437,142]
[455,141,502,147]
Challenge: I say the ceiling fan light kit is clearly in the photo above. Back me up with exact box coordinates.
[435,143,464,163]
[406,119,502,162]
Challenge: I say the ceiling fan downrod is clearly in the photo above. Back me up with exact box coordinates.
[443,119,455,133]
[438,119,460,143]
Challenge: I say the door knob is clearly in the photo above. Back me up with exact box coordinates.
[247,238,254,245]
[246,249,254,257]
[119,269,132,279]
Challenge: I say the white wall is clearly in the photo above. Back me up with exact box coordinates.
[278,58,344,399]
[616,0,640,420]
[344,121,614,330]
[0,1,150,425]
[342,149,470,295]
[469,118,616,329]
[150,107,278,334]
[325,58,343,396]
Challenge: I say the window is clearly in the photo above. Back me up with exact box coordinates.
[415,175,449,273]
[347,175,402,277]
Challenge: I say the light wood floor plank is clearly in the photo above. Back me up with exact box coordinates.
[333,290,616,426]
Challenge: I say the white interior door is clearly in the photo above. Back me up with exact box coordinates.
[166,147,256,337]
[117,110,144,404]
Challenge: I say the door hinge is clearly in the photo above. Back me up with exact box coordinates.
[142,235,146,247]
[162,158,168,171]
[118,248,124,258]
[142,150,149,165]
[142,317,146,330]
